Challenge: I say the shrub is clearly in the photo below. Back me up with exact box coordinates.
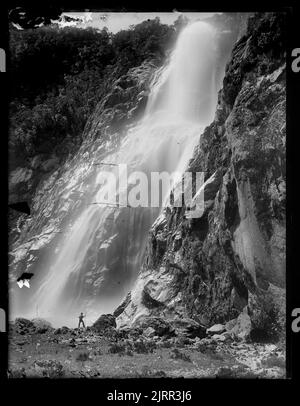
[261,355,285,369]
[133,339,156,354]
[159,339,172,348]
[34,359,65,378]
[108,343,126,355]
[36,327,48,334]
[125,348,133,356]
[250,294,282,343]
[9,18,176,168]
[76,351,90,362]
[175,336,189,348]
[170,348,191,362]
[138,365,167,377]
[8,367,26,378]
[42,363,64,378]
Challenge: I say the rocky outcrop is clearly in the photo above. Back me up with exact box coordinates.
[31,318,53,333]
[116,12,286,342]
[132,316,173,336]
[92,314,116,332]
[14,318,35,334]
[10,317,53,335]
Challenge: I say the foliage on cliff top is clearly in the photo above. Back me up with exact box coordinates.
[9,18,179,165]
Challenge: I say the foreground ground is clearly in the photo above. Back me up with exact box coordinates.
[8,320,286,379]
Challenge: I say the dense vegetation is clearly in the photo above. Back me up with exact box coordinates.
[9,18,182,167]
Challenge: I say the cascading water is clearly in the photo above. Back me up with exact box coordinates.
[10,21,219,327]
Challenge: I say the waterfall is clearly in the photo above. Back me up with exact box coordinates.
[10,21,219,327]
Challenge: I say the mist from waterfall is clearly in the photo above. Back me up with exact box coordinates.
[10,21,219,327]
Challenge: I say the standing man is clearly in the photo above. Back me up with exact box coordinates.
[78,312,86,329]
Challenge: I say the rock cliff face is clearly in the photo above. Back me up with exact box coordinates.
[9,59,157,279]
[116,12,286,339]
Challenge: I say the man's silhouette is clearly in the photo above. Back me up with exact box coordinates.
[78,312,85,329]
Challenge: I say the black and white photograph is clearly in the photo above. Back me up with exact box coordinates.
[2,4,295,384]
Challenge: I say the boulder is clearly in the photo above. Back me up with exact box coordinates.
[231,311,252,341]
[143,327,156,338]
[15,318,35,333]
[53,326,70,335]
[211,333,227,342]
[133,316,173,337]
[93,314,116,332]
[31,318,53,331]
[61,326,70,334]
[207,323,226,335]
